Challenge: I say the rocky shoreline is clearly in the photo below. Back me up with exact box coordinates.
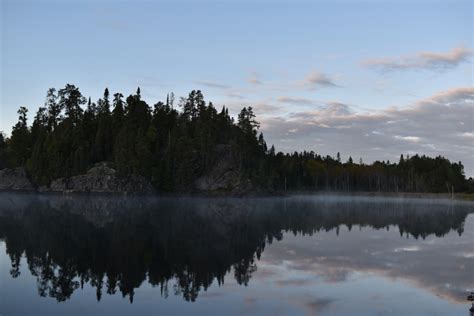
[0,167,36,192]
[0,165,156,195]
[1,165,472,200]
[0,158,254,195]
[0,144,258,195]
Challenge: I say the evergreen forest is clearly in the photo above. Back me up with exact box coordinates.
[0,84,471,193]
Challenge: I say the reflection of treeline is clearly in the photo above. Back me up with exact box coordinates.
[0,85,471,193]
[0,195,470,303]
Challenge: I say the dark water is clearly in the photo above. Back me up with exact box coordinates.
[0,193,473,315]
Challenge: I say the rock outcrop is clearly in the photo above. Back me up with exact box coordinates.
[48,163,155,195]
[0,167,35,191]
[1,152,255,195]
[194,145,252,193]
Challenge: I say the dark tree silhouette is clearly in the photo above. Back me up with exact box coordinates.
[0,84,471,193]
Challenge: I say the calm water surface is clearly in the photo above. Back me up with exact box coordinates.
[0,193,473,315]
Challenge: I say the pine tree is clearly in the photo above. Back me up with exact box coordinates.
[45,88,61,130]
[113,93,125,118]
[97,88,111,115]
[58,84,86,125]
[136,87,141,100]
[0,133,7,169]
[9,107,31,166]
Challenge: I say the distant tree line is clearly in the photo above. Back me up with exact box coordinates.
[0,84,471,193]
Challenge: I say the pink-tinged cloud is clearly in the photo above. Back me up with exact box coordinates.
[302,71,337,89]
[195,80,231,89]
[277,96,318,105]
[362,46,472,72]
[248,72,263,85]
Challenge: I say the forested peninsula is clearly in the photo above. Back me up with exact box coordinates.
[0,84,472,195]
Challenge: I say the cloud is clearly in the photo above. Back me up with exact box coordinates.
[219,98,281,118]
[302,71,337,89]
[248,78,263,85]
[363,46,472,72]
[413,86,474,106]
[288,101,353,120]
[195,80,230,89]
[225,92,245,99]
[259,87,474,175]
[248,72,263,85]
[252,102,281,115]
[324,102,352,116]
[277,96,318,105]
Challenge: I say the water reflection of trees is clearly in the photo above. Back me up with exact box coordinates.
[0,195,470,303]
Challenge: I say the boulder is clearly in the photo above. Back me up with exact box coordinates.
[194,145,252,193]
[0,167,35,191]
[49,164,155,195]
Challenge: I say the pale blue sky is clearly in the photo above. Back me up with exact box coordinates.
[1,0,473,173]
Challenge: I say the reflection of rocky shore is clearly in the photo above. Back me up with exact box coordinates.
[0,193,472,303]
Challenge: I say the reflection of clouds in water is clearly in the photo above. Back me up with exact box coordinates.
[393,246,421,252]
[275,278,314,287]
[302,297,335,314]
[259,215,474,305]
[252,265,279,279]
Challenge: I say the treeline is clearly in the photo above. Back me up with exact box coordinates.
[0,84,471,193]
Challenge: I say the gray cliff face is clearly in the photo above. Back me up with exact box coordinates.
[194,145,252,193]
[0,167,35,191]
[48,164,155,195]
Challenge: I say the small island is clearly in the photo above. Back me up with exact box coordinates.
[0,85,472,196]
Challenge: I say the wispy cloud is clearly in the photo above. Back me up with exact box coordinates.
[362,46,472,72]
[195,80,230,89]
[248,72,263,85]
[248,78,263,85]
[218,98,281,117]
[301,71,338,90]
[413,86,474,106]
[277,96,318,105]
[225,92,245,99]
[288,101,353,119]
[252,101,281,115]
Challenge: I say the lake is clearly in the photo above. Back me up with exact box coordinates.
[0,193,472,315]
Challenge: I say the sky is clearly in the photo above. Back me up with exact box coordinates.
[1,0,473,174]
